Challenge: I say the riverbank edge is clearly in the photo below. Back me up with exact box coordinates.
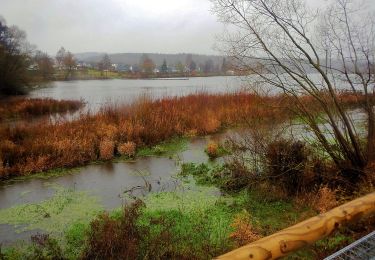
[0,133,201,186]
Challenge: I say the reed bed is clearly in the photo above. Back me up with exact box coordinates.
[0,91,364,178]
[0,98,84,121]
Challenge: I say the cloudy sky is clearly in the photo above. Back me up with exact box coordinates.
[0,0,373,55]
[0,0,224,55]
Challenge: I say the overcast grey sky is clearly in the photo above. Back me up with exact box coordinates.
[0,0,373,55]
[0,0,224,55]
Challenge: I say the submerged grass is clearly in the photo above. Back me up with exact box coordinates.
[0,167,81,186]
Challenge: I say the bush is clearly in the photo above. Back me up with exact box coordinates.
[118,141,136,157]
[206,141,219,159]
[81,200,145,260]
[99,139,115,160]
[266,139,308,196]
[313,186,338,213]
[29,233,65,260]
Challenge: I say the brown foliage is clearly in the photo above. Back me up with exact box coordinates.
[206,141,219,159]
[0,92,288,178]
[295,186,338,214]
[313,186,338,213]
[82,200,145,260]
[99,140,115,160]
[0,92,363,179]
[0,98,83,121]
[229,211,261,247]
[118,141,136,157]
[266,139,308,196]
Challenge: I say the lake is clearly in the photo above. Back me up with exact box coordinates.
[30,76,247,110]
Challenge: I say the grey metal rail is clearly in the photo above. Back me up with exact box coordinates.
[324,231,375,260]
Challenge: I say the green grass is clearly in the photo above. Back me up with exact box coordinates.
[137,183,235,257]
[136,137,188,157]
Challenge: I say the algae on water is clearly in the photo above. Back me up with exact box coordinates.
[0,186,103,234]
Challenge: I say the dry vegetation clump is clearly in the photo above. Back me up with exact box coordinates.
[294,186,338,214]
[229,210,261,247]
[266,139,308,196]
[82,200,145,260]
[206,141,219,159]
[314,186,338,213]
[0,98,83,121]
[99,140,115,160]
[118,141,136,157]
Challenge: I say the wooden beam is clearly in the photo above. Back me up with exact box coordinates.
[216,192,375,260]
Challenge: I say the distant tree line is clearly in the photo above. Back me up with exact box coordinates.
[0,16,236,96]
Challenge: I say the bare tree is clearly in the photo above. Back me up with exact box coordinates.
[55,47,66,69]
[63,51,76,80]
[211,0,375,182]
[98,53,112,77]
[34,50,54,80]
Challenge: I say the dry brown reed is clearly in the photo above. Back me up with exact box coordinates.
[229,210,261,247]
[0,98,83,121]
[118,142,136,157]
[0,91,363,178]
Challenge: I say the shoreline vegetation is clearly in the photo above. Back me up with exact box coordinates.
[0,91,368,180]
[51,68,237,81]
[0,92,374,259]
[1,145,373,259]
[0,98,84,122]
[0,91,285,179]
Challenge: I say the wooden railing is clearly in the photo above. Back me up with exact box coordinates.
[216,192,375,260]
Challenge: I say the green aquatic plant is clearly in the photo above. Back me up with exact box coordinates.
[0,186,102,234]
[136,137,188,157]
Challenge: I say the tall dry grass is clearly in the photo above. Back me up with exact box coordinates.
[0,98,83,121]
[0,91,364,179]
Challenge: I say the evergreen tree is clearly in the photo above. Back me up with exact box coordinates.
[161,59,168,73]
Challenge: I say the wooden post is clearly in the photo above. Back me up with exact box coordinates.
[216,192,375,260]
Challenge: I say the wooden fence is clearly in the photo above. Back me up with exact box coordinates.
[216,192,375,260]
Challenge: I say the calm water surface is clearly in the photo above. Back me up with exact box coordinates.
[30,76,247,110]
